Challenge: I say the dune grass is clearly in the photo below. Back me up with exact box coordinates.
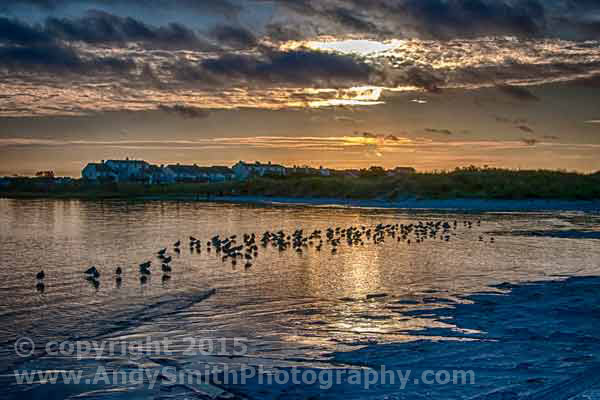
[2,167,600,201]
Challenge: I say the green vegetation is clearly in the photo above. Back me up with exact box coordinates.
[2,167,600,201]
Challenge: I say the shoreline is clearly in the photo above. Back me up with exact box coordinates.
[206,195,600,212]
[4,193,600,212]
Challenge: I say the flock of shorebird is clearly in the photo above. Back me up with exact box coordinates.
[35,218,492,292]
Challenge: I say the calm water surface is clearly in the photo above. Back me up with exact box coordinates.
[1,199,599,397]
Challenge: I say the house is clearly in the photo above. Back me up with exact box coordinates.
[200,166,235,182]
[232,161,287,180]
[166,164,235,183]
[146,165,175,184]
[164,164,207,182]
[82,159,171,183]
[82,163,119,182]
[104,159,150,182]
[287,165,331,177]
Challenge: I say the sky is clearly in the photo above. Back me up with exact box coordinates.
[0,0,599,176]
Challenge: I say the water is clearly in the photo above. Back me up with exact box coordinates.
[1,199,599,398]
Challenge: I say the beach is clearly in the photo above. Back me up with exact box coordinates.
[1,199,599,399]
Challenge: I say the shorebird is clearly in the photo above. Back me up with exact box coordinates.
[85,266,98,275]
[36,270,45,280]
[139,261,151,269]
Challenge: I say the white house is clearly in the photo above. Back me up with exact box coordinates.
[166,164,235,182]
[146,165,175,184]
[104,159,150,182]
[200,166,235,182]
[82,159,171,183]
[82,163,119,182]
[232,161,287,180]
[164,164,207,182]
[287,165,331,177]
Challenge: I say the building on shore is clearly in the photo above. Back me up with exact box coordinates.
[164,164,235,183]
[286,165,331,177]
[232,161,287,180]
[81,158,414,184]
[82,162,119,182]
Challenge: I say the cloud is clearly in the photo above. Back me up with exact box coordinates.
[517,125,535,133]
[334,116,362,124]
[495,116,528,124]
[403,67,444,93]
[425,128,453,135]
[196,49,376,88]
[45,10,214,50]
[0,0,242,16]
[521,138,539,146]
[2,2,600,116]
[0,43,135,74]
[157,104,210,119]
[0,17,53,45]
[497,84,540,101]
[210,25,257,49]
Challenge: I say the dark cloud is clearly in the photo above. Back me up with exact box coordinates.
[0,0,242,16]
[44,10,213,50]
[397,0,545,39]
[497,84,540,101]
[157,104,210,119]
[354,131,400,142]
[210,25,257,49]
[0,17,52,45]
[323,7,379,32]
[517,125,535,133]
[404,68,444,93]
[425,128,453,135]
[0,43,135,74]
[359,131,378,139]
[495,115,528,124]
[3,0,600,42]
[196,49,376,88]
[521,138,539,146]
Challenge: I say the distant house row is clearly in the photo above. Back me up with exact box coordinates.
[82,159,235,184]
[81,159,335,183]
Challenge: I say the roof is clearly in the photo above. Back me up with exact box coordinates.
[166,164,204,175]
[238,161,286,169]
[203,166,234,174]
[145,165,165,173]
[106,159,148,166]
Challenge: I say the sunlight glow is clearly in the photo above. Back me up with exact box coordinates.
[304,38,403,56]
